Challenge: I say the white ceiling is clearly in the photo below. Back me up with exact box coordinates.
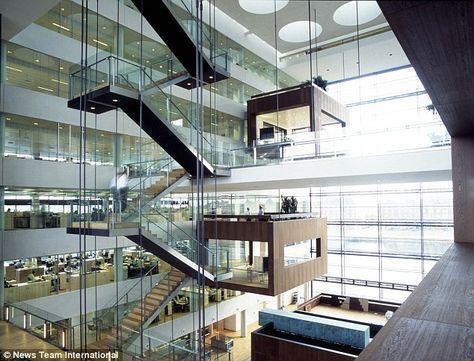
[0,0,60,40]
[213,0,387,54]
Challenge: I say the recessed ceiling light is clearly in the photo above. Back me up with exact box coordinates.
[112,99,118,102]
[51,78,68,85]
[37,86,54,92]
[90,106,96,110]
[7,50,12,54]
[102,26,107,30]
[187,82,192,86]
[6,66,22,72]
[209,75,213,79]
[279,21,322,43]
[239,0,289,14]
[333,1,382,26]
[52,22,70,32]
[35,59,40,63]
[59,66,64,70]
[61,7,65,11]
[152,48,155,52]
[92,39,108,47]
[6,117,11,120]
[34,122,39,126]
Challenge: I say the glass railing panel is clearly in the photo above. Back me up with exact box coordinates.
[230,122,451,168]
[124,158,185,220]
[69,55,186,99]
[141,210,228,276]
[6,305,70,349]
[69,56,232,169]
[140,78,217,164]
[164,0,228,70]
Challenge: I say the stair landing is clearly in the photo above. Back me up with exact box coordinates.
[67,221,139,237]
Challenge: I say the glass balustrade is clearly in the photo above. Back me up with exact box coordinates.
[69,55,234,169]
[163,0,228,71]
[230,121,450,168]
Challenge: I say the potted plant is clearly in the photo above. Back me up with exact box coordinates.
[312,75,328,91]
[281,196,298,214]
[426,104,436,114]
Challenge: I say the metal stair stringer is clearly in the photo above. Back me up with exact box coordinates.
[122,274,193,351]
[127,229,219,287]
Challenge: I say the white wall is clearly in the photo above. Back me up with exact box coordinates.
[0,228,134,260]
[0,157,116,190]
[176,147,452,192]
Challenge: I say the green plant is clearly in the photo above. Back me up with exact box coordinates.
[281,196,298,214]
[426,104,436,114]
[312,75,328,91]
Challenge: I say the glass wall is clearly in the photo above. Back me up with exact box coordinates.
[197,181,453,304]
[327,66,442,132]
[3,113,166,165]
[311,181,454,303]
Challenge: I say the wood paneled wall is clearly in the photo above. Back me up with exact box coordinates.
[451,136,474,243]
[247,87,312,147]
[251,327,356,361]
[203,220,274,242]
[246,85,349,146]
[272,218,327,295]
[204,217,327,295]
[356,242,474,361]
[315,86,350,126]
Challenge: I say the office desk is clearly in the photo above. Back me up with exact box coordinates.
[181,288,209,311]
[16,267,45,283]
[5,280,50,303]
[59,267,114,291]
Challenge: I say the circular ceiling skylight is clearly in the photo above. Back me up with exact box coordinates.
[279,21,322,43]
[239,0,289,15]
[333,1,382,26]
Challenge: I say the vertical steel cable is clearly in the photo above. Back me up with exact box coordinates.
[273,0,279,129]
[138,0,145,355]
[78,0,89,351]
[195,0,205,357]
[308,0,313,82]
[92,0,99,343]
[114,0,120,346]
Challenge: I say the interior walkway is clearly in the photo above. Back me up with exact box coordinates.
[0,321,66,359]
[357,242,474,360]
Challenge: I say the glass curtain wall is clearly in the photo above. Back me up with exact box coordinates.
[3,113,165,165]
[194,180,453,305]
[310,181,453,303]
